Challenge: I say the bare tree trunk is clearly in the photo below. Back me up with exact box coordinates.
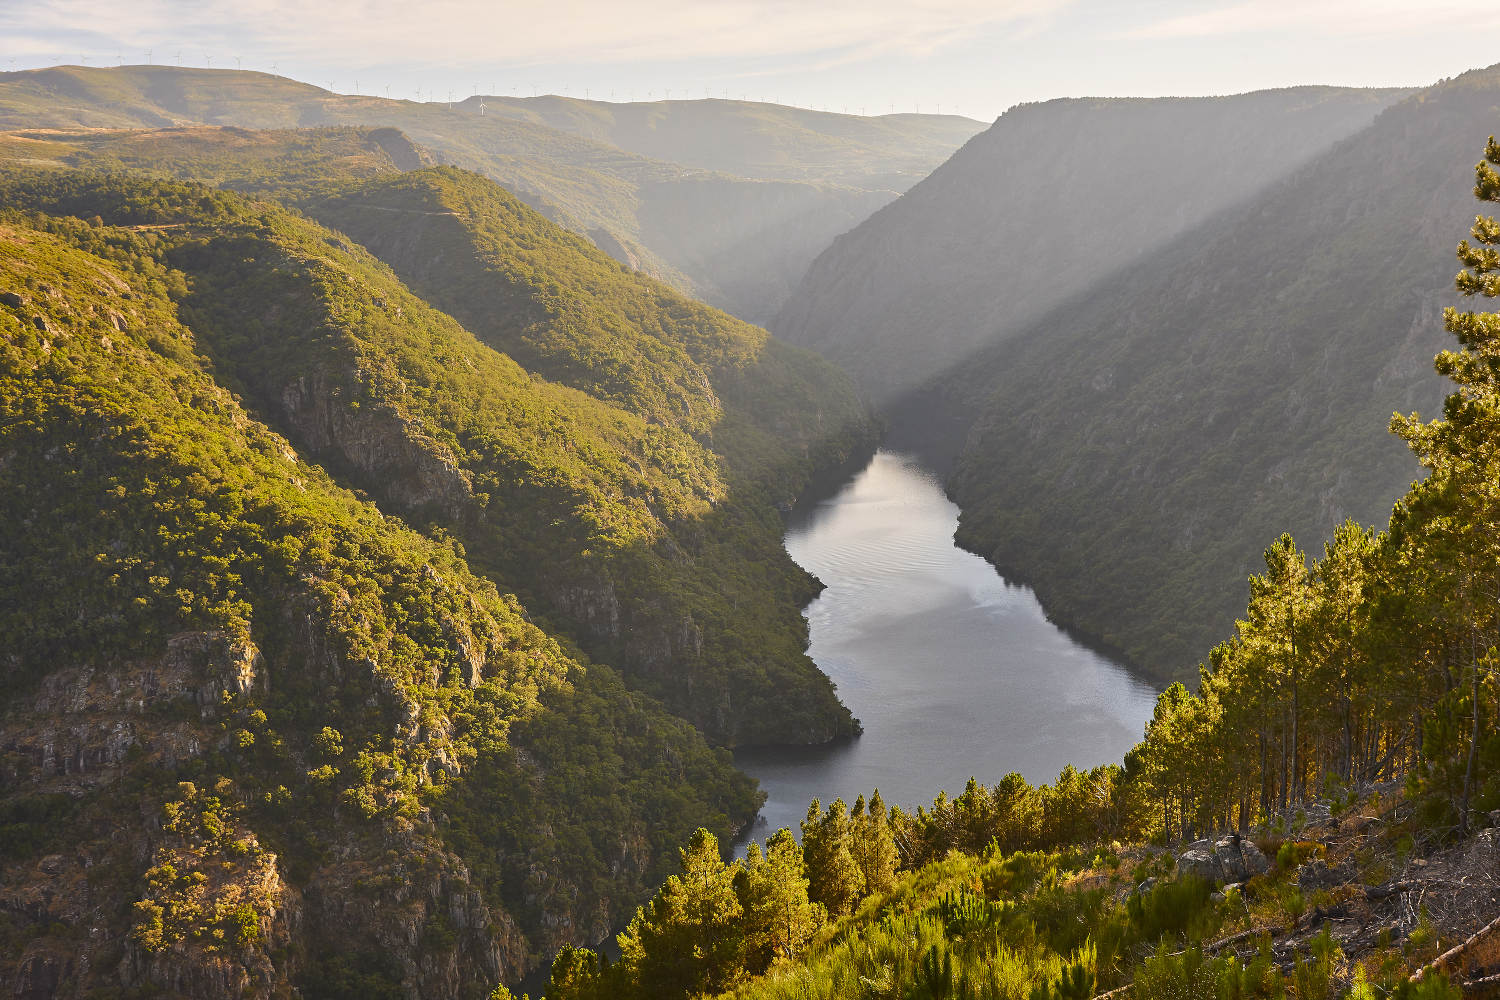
[1461,630,1481,836]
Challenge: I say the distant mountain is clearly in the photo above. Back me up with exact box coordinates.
[774,86,1412,404]
[943,67,1500,679]
[467,94,983,190]
[0,66,982,322]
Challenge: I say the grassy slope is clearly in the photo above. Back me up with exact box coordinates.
[0,66,976,321]
[774,86,1413,405]
[946,67,1500,680]
[0,217,758,994]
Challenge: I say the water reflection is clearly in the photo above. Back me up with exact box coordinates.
[734,450,1159,847]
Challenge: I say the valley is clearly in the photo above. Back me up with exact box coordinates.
[2,44,1500,1000]
[735,449,1157,844]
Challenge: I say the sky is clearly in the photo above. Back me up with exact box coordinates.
[2,0,1498,121]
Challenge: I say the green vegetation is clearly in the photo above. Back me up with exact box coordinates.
[942,66,1500,680]
[0,216,760,994]
[538,134,1500,1000]
[775,85,1408,405]
[0,164,872,744]
[0,65,978,321]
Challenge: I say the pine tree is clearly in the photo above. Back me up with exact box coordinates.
[1393,137,1500,834]
[617,828,745,997]
[801,798,864,917]
[850,790,899,897]
[737,828,823,969]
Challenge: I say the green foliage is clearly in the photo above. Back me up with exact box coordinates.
[0,195,758,994]
[0,65,977,325]
[942,74,1500,681]
[1125,876,1214,943]
[0,164,870,745]
[936,889,1012,938]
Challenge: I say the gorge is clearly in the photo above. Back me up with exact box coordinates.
[735,450,1158,843]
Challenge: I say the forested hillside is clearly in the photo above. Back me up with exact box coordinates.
[774,85,1408,404]
[946,66,1500,679]
[0,162,873,744]
[0,65,980,321]
[535,135,1500,1000]
[0,216,760,997]
[0,119,875,993]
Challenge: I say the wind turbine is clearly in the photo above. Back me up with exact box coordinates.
[175,51,181,66]
[234,55,241,70]
[145,49,152,65]
[205,55,212,67]
[478,97,486,116]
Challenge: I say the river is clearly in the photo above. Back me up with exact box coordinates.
[733,449,1160,846]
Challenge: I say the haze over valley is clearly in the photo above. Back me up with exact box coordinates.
[5,5,1500,999]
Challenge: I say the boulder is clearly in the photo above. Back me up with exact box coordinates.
[1176,834,1269,885]
[1177,848,1223,883]
[1216,835,1270,882]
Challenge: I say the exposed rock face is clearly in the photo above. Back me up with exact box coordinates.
[0,634,300,1000]
[279,369,477,523]
[1,632,264,794]
[1,630,525,999]
[1176,836,1271,885]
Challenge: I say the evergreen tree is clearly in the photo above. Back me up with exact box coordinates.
[617,828,745,997]
[849,790,899,897]
[1393,136,1500,833]
[801,799,864,917]
[736,828,823,969]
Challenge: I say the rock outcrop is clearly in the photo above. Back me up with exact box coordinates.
[1177,835,1271,885]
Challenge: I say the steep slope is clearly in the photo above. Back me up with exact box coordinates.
[775,85,1412,404]
[465,94,984,190]
[0,218,758,997]
[0,167,872,745]
[0,66,977,321]
[946,67,1500,679]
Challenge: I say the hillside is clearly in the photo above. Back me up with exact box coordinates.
[0,66,980,322]
[946,66,1500,679]
[466,94,983,190]
[774,85,1411,404]
[533,132,1500,1000]
[0,217,758,997]
[0,165,875,745]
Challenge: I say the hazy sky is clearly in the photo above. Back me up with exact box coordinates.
[3,0,1497,120]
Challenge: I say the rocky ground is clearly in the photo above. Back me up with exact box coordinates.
[1119,789,1500,995]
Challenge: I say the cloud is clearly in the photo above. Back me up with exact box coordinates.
[2,0,1072,69]
[1124,0,1500,40]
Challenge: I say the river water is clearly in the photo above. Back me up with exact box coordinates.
[733,449,1160,846]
